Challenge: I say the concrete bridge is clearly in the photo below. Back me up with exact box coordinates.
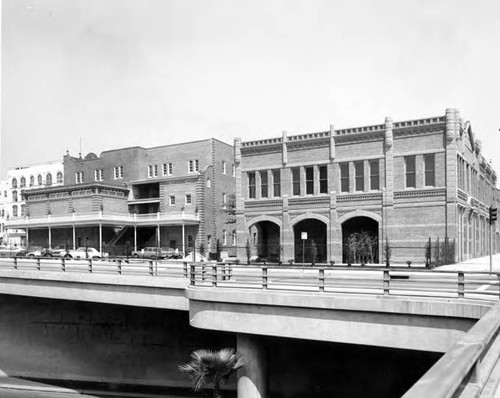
[0,258,499,397]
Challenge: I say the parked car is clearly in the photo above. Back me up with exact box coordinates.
[0,245,23,258]
[64,247,108,259]
[131,247,168,259]
[50,244,69,257]
[162,247,182,259]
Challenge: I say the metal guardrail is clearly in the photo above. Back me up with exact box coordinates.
[188,264,500,301]
[0,257,189,278]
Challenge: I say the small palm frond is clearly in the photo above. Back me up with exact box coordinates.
[179,348,247,391]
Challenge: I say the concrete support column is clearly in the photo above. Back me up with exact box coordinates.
[72,225,76,249]
[237,334,268,398]
[99,223,102,253]
[26,227,29,248]
[329,191,341,263]
[48,227,52,249]
[181,223,185,257]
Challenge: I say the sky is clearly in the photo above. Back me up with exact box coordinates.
[1,0,500,178]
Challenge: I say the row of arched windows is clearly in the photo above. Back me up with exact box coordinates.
[11,172,62,189]
[11,204,26,217]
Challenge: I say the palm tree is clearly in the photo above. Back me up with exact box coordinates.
[179,348,246,398]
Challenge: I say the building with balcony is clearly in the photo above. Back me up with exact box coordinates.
[234,108,499,264]
[5,139,235,257]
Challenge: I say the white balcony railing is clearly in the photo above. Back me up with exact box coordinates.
[4,211,200,227]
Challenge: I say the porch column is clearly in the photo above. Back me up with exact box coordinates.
[26,227,29,248]
[157,225,160,248]
[48,226,52,249]
[182,223,186,257]
[237,334,268,398]
[99,223,102,253]
[134,225,137,251]
[72,225,76,249]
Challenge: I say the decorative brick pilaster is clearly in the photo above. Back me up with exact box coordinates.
[234,138,247,261]
[445,108,459,256]
[383,117,394,245]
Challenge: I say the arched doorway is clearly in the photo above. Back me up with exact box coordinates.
[294,219,327,263]
[342,217,379,264]
[249,221,280,262]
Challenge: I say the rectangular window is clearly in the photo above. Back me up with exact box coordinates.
[292,167,301,196]
[169,195,176,206]
[305,167,314,195]
[369,160,379,191]
[185,194,192,205]
[94,169,103,182]
[424,154,435,186]
[319,166,328,194]
[222,161,226,174]
[405,156,416,188]
[355,161,364,191]
[148,165,153,178]
[223,229,227,246]
[188,160,199,173]
[340,163,349,193]
[232,230,236,246]
[222,192,227,209]
[272,169,281,197]
[114,166,123,179]
[248,172,256,199]
[75,171,84,184]
[261,171,268,198]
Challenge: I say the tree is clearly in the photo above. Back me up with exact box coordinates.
[219,194,236,224]
[179,348,246,398]
[310,239,317,266]
[245,239,251,264]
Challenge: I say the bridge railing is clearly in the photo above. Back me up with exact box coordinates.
[0,257,189,278]
[403,300,500,397]
[188,263,500,301]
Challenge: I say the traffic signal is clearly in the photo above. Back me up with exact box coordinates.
[490,207,498,224]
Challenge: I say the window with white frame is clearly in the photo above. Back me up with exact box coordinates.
[222,192,227,209]
[12,205,18,217]
[75,171,84,184]
[148,165,158,178]
[114,166,123,179]
[185,194,192,205]
[37,175,42,186]
[206,178,211,188]
[188,159,199,173]
[163,163,173,176]
[232,230,236,246]
[223,229,227,245]
[222,161,226,174]
[94,169,103,181]
[169,195,176,206]
[57,172,63,183]
[30,176,34,186]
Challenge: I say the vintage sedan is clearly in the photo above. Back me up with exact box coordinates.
[64,247,108,259]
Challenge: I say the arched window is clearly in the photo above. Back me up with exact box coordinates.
[12,178,17,189]
[12,191,17,202]
[12,205,18,217]
[57,172,63,183]
[206,178,211,188]
[46,173,52,186]
[20,177,26,188]
[30,175,34,186]
[37,175,42,186]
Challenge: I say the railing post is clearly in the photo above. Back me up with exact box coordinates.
[319,268,325,292]
[190,264,196,286]
[149,260,154,276]
[212,265,218,287]
[61,257,65,272]
[88,259,92,273]
[183,262,188,278]
[36,257,41,271]
[383,270,390,295]
[13,257,17,270]
[117,259,122,275]
[262,267,268,289]
[458,272,465,298]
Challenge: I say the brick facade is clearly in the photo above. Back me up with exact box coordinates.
[235,109,499,264]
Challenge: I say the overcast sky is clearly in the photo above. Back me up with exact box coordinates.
[2,0,500,178]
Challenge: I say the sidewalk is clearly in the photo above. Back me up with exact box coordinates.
[436,254,500,272]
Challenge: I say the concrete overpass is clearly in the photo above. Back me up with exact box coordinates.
[0,258,499,397]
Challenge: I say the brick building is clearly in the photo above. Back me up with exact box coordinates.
[234,108,499,264]
[5,139,235,257]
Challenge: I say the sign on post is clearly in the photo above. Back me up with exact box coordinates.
[301,232,307,264]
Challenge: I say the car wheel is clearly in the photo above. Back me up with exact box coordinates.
[64,254,72,259]
[43,253,52,257]
[133,254,139,258]
[28,254,35,258]
[93,256,100,260]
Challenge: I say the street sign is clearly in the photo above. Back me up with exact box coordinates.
[301,232,308,240]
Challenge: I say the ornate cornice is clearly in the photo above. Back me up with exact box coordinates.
[289,196,330,206]
[245,199,283,208]
[394,188,446,199]
[337,193,383,202]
